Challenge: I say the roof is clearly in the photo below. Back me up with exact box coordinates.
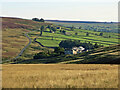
[72,46,85,51]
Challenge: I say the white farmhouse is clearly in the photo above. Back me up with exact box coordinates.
[65,46,85,55]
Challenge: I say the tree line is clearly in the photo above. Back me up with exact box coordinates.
[32,18,45,22]
[59,39,103,50]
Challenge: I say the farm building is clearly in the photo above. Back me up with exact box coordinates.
[65,46,85,55]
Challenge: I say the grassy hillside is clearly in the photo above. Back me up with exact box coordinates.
[11,44,119,64]
[1,17,119,64]
[62,44,120,64]
[1,17,52,61]
[2,64,118,88]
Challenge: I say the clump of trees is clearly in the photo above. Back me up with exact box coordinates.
[33,47,65,59]
[54,47,65,55]
[47,25,57,33]
[59,39,103,50]
[33,52,49,59]
[32,18,45,22]
[51,27,56,32]
[71,26,75,31]
[79,26,82,29]
[99,32,103,36]
[86,32,89,36]
[75,32,78,35]
[62,30,66,35]
[59,30,66,35]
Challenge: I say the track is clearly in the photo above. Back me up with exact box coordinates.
[14,33,31,59]
[2,32,31,63]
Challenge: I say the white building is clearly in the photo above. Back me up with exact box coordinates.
[65,46,85,55]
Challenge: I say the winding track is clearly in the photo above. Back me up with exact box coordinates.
[14,33,31,59]
[3,32,55,63]
[2,32,31,63]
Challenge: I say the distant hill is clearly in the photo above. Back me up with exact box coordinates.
[45,20,118,24]
[1,17,51,29]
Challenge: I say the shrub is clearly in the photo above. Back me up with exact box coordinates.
[33,52,49,59]
[54,47,65,55]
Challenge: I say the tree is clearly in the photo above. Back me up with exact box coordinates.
[32,18,39,21]
[47,25,52,32]
[75,32,78,35]
[54,47,65,55]
[33,52,48,59]
[32,18,45,22]
[99,32,103,36]
[39,18,45,22]
[59,40,95,50]
[47,25,51,29]
[71,26,74,31]
[94,43,99,48]
[51,27,56,32]
[62,30,66,35]
[86,32,89,36]
[40,26,45,36]
[79,26,82,29]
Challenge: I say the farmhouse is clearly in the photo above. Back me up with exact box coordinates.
[65,46,85,55]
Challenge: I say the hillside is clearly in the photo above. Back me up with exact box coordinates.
[46,20,118,24]
[1,17,119,64]
[11,44,120,64]
[1,17,52,61]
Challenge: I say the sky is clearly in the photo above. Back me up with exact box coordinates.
[0,0,119,22]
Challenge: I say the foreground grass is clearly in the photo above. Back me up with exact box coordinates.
[2,64,118,88]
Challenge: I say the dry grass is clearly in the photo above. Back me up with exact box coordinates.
[2,64,118,88]
[1,17,52,60]
[2,28,29,59]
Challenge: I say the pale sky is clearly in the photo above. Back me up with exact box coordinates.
[0,0,119,22]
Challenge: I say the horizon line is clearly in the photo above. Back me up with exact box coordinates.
[0,16,118,22]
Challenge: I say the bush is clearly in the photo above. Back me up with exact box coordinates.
[33,52,49,59]
[59,40,92,50]
[54,47,65,55]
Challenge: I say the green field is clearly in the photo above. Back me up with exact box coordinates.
[34,28,118,47]
[46,21,118,33]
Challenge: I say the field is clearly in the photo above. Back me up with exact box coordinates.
[2,64,118,88]
[46,21,118,33]
[35,27,118,47]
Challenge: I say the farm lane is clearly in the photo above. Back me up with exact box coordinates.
[14,33,32,59]
[2,32,32,63]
